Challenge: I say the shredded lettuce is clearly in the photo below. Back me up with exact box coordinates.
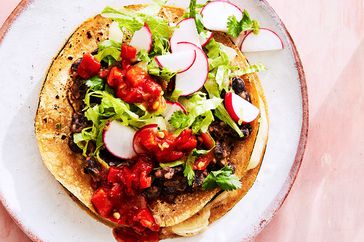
[137,49,150,62]
[230,63,267,76]
[186,0,205,34]
[187,0,197,18]
[169,92,222,133]
[170,89,183,102]
[181,92,222,118]
[75,87,174,164]
[215,65,231,92]
[101,5,174,41]
[169,111,190,129]
[215,104,243,137]
[147,59,176,81]
[150,35,170,56]
[95,40,121,65]
[102,7,144,33]
[191,111,214,134]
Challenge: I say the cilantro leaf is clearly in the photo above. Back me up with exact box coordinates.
[227,15,242,38]
[184,154,196,186]
[226,10,260,38]
[86,76,104,91]
[169,111,190,129]
[202,167,242,191]
[216,174,242,190]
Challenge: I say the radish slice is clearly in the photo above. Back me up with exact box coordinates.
[170,18,201,52]
[163,101,187,121]
[133,124,158,154]
[103,121,136,159]
[129,24,153,52]
[241,28,284,52]
[155,50,197,73]
[201,1,243,32]
[199,31,213,47]
[109,21,124,42]
[225,92,259,123]
[174,42,209,96]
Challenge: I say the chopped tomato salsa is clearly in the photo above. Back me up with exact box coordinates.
[134,127,197,163]
[116,66,163,112]
[104,44,164,112]
[121,43,137,60]
[91,156,159,242]
[77,53,101,79]
[193,151,214,170]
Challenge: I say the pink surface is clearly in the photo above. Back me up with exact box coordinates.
[0,0,363,241]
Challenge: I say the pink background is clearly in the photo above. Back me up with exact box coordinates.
[1,0,364,241]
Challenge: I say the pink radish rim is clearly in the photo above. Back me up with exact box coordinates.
[143,23,153,53]
[166,100,187,114]
[224,92,240,123]
[240,27,285,51]
[175,41,209,96]
[224,92,258,124]
[132,124,158,154]
[154,50,197,74]
[170,17,197,53]
[201,31,214,47]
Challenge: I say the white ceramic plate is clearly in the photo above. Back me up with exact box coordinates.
[0,0,308,241]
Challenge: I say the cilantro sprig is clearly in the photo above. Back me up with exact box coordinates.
[184,154,196,186]
[202,166,242,191]
[227,10,260,38]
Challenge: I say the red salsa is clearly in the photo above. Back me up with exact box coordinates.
[91,156,159,242]
[77,44,164,112]
[106,44,164,112]
[77,53,101,79]
[134,127,197,163]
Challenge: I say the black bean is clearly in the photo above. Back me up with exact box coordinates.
[232,77,251,102]
[232,77,246,94]
[71,58,82,71]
